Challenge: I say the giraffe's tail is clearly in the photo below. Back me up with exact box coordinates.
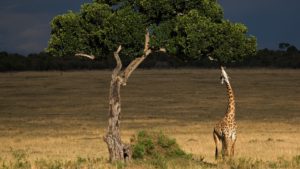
[215,147,218,160]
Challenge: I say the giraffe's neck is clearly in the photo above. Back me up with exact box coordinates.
[224,81,235,120]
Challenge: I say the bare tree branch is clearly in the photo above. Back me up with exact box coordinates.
[112,45,123,77]
[208,56,218,62]
[122,31,151,81]
[159,48,166,52]
[143,31,150,53]
[75,53,95,60]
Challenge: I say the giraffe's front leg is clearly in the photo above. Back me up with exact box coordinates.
[213,131,221,160]
[230,137,236,157]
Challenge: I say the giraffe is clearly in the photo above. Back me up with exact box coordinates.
[213,66,237,160]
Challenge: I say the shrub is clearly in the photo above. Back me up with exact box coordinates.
[132,144,146,159]
[132,130,190,161]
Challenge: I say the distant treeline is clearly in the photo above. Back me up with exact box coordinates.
[1,44,300,71]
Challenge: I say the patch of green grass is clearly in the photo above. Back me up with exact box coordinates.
[131,131,193,169]
[292,155,300,167]
[0,149,31,169]
[11,149,31,169]
[132,131,190,160]
[0,150,106,169]
[132,130,155,159]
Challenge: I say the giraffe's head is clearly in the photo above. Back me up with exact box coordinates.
[220,66,230,84]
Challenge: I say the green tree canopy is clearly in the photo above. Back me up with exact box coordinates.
[47,0,256,64]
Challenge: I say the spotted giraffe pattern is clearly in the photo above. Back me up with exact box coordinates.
[213,66,237,160]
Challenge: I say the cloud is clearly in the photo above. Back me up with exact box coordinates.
[17,23,50,54]
[0,0,92,54]
[0,12,52,54]
[0,0,92,14]
[0,0,299,53]
[219,0,300,49]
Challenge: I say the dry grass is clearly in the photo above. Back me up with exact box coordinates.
[0,69,299,168]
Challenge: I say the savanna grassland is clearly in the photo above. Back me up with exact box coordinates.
[0,69,299,169]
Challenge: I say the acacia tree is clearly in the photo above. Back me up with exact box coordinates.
[47,0,256,63]
[47,0,256,162]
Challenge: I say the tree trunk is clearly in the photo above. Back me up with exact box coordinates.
[76,31,160,163]
[103,78,131,162]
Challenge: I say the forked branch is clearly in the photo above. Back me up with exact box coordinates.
[76,30,160,84]
[122,31,151,81]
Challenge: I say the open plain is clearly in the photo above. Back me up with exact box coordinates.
[0,69,299,168]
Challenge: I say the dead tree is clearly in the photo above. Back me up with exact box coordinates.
[76,31,152,162]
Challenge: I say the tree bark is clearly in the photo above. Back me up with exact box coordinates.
[103,32,152,162]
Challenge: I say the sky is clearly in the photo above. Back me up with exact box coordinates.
[0,0,299,55]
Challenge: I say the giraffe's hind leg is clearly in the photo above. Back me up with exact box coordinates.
[213,131,221,160]
[222,137,231,160]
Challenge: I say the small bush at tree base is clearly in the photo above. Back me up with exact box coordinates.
[132,144,145,159]
[132,131,190,160]
[131,130,193,169]
[157,133,176,148]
